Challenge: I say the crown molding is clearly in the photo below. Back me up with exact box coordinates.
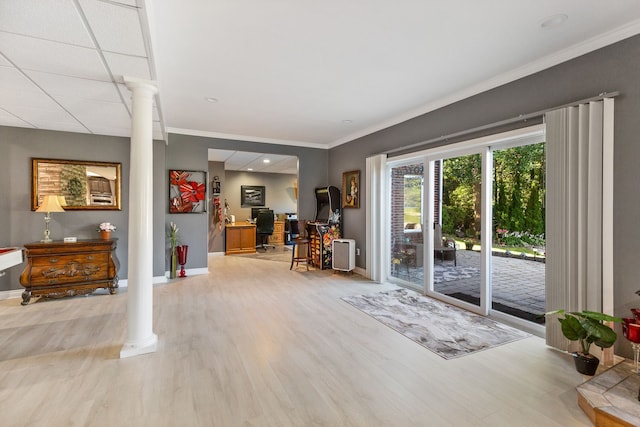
[327,19,640,149]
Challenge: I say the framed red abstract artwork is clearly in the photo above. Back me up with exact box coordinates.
[169,170,207,213]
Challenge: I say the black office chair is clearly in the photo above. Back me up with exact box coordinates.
[256,210,275,250]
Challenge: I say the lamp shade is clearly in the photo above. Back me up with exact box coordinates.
[36,195,66,213]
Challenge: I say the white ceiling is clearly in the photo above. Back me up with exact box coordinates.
[208,149,298,174]
[1,1,640,149]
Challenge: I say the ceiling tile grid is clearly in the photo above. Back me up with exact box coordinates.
[0,0,164,140]
[2,1,640,147]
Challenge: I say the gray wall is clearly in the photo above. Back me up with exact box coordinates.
[225,170,297,221]
[329,34,640,356]
[0,126,166,290]
[167,133,328,262]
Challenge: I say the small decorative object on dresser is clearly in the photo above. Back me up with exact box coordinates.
[97,222,116,240]
[19,239,119,305]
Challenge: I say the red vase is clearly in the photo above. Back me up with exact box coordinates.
[177,245,188,277]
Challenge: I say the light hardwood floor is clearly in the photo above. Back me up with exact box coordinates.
[0,255,592,426]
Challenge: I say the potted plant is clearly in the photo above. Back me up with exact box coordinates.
[546,309,622,375]
[97,222,116,240]
[168,222,179,279]
[463,239,474,250]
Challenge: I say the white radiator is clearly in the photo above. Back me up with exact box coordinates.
[332,239,356,271]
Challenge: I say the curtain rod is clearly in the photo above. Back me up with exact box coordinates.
[381,91,619,156]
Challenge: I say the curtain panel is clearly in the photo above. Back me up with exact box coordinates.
[545,99,614,351]
[365,154,387,282]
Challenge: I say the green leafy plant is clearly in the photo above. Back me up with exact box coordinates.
[546,310,622,356]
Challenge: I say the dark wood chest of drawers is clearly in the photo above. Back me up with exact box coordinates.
[19,239,119,305]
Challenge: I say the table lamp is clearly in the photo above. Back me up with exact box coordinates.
[36,195,65,243]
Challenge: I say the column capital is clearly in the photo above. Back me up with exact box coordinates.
[123,76,158,95]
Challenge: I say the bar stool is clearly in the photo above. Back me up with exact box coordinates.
[289,220,311,270]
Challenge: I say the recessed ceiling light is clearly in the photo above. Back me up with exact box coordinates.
[247,168,253,171]
[540,13,568,29]
[263,159,271,163]
[342,119,353,124]
[204,97,218,103]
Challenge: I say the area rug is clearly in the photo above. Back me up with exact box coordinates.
[341,288,529,359]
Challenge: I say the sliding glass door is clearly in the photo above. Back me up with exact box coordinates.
[432,153,483,309]
[385,125,546,326]
[389,163,424,290]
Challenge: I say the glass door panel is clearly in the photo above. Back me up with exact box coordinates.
[433,153,482,307]
[389,163,424,290]
[491,142,546,323]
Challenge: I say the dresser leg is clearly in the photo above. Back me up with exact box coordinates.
[21,290,31,305]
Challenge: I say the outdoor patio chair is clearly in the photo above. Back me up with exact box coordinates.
[434,223,457,266]
[391,238,416,279]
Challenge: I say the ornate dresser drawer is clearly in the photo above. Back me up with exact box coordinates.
[19,239,119,305]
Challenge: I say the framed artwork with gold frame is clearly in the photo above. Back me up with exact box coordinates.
[342,170,360,208]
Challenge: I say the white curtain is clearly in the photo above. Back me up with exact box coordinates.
[545,99,614,350]
[365,154,387,282]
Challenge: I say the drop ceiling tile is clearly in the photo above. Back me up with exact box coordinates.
[0,0,94,47]
[85,124,131,138]
[0,109,34,128]
[0,66,41,91]
[111,0,137,6]
[0,86,61,110]
[0,32,110,81]
[25,70,122,103]
[105,52,151,81]
[208,149,237,162]
[78,0,147,56]
[56,96,131,123]
[31,120,89,134]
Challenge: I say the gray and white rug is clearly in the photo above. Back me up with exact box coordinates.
[341,288,529,359]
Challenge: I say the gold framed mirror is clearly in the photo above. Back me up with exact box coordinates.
[31,158,122,211]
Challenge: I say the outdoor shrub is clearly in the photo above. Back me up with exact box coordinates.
[499,230,545,247]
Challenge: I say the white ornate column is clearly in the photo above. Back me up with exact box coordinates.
[120,76,158,358]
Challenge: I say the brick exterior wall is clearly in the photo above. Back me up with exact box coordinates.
[389,161,441,246]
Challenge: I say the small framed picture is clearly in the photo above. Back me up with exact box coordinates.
[241,185,265,207]
[342,170,360,208]
[169,170,207,213]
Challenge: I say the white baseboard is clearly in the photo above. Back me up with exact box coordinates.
[208,252,225,256]
[0,270,198,299]
[163,267,209,280]
[353,266,367,278]
[0,289,23,301]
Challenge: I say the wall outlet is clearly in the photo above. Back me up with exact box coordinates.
[356,248,360,256]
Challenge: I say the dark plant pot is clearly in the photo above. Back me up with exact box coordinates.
[572,352,600,376]
[465,242,474,250]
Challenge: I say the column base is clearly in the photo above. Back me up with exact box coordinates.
[119,333,158,359]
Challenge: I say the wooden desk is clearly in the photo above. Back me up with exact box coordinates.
[19,239,119,305]
[268,220,285,245]
[225,223,256,255]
